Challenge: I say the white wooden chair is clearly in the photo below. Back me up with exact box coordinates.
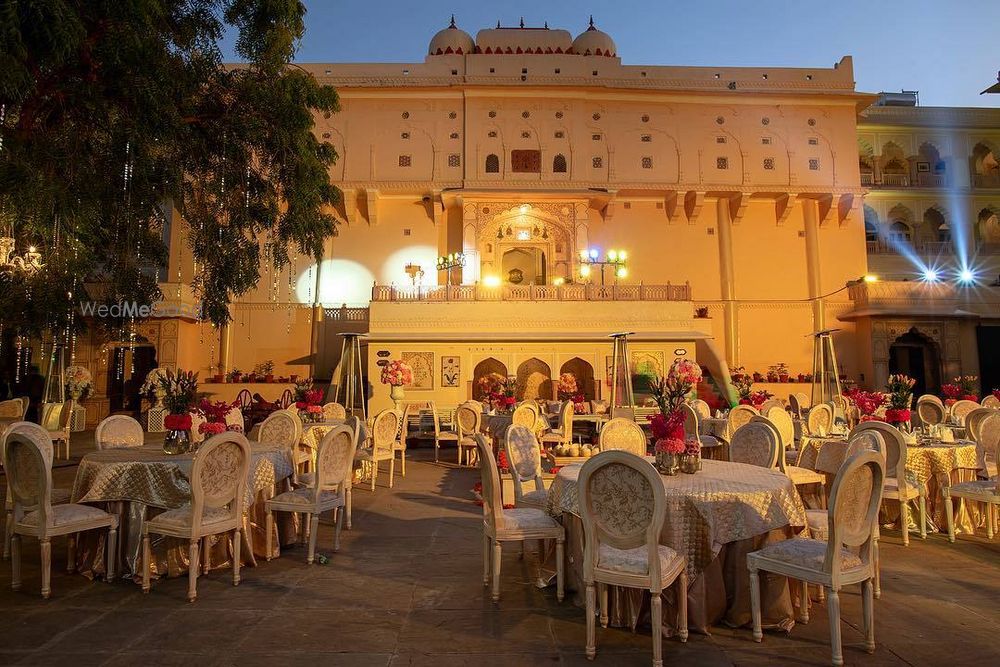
[322,402,346,420]
[805,403,834,437]
[0,399,22,419]
[2,422,72,560]
[266,424,359,563]
[393,402,415,478]
[503,424,547,509]
[46,400,74,460]
[982,395,1000,409]
[758,412,826,507]
[142,432,251,602]
[726,404,759,440]
[759,398,784,414]
[455,402,481,467]
[690,398,711,420]
[788,393,805,420]
[474,434,564,603]
[681,402,723,459]
[94,415,145,450]
[224,406,244,433]
[965,407,996,476]
[541,401,574,449]
[357,409,397,491]
[944,412,1000,542]
[4,423,118,598]
[916,395,945,429]
[950,399,980,426]
[256,410,303,477]
[17,397,29,420]
[598,417,647,456]
[579,450,688,665]
[859,421,926,545]
[430,401,459,463]
[748,450,885,667]
[729,421,780,468]
[511,402,538,431]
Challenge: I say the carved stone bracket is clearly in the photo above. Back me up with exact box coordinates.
[684,191,705,224]
[775,193,797,226]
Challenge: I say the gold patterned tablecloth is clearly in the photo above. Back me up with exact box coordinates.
[300,421,370,456]
[546,458,807,582]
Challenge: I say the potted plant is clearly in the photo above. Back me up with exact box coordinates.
[752,371,764,383]
[766,365,779,383]
[64,365,93,401]
[253,361,275,383]
[694,306,709,319]
[956,375,979,402]
[885,374,915,429]
[226,368,242,383]
[775,362,790,383]
[730,366,754,406]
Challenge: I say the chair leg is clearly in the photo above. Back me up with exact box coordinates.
[400,450,406,477]
[202,536,211,575]
[458,443,462,466]
[232,527,242,586]
[828,588,843,666]
[66,534,76,574]
[107,523,117,581]
[817,582,825,602]
[555,536,564,603]
[482,534,491,587]
[334,505,344,552]
[677,568,689,642]
[3,509,12,560]
[346,486,353,530]
[371,461,377,492]
[749,567,763,642]
[307,514,320,564]
[944,489,956,542]
[585,582,597,660]
[434,438,439,463]
[862,579,875,654]
[899,498,910,546]
[187,539,199,603]
[650,591,663,667]
[10,534,21,591]
[388,457,395,489]
[988,503,996,540]
[799,579,810,624]
[491,540,502,602]
[142,534,151,593]
[265,508,274,561]
[873,537,881,600]
[598,582,608,627]
[40,538,51,599]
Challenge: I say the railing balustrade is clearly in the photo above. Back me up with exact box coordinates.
[371,282,692,302]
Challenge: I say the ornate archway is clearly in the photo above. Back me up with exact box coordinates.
[472,357,508,400]
[516,357,552,400]
[888,327,941,396]
[560,357,596,400]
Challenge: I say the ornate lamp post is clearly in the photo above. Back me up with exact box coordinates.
[579,248,627,286]
[436,252,466,286]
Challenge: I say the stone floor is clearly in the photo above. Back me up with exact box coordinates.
[0,433,997,666]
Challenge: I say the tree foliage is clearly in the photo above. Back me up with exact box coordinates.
[0,0,340,332]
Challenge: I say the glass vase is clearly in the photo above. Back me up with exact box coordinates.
[681,454,702,474]
[163,429,190,455]
[655,452,679,475]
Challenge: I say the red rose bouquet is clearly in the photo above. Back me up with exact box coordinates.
[885,374,915,426]
[164,413,192,431]
[740,389,774,409]
[198,421,226,436]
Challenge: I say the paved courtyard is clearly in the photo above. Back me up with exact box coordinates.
[0,434,997,666]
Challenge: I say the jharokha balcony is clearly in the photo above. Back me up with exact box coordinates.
[370,282,693,302]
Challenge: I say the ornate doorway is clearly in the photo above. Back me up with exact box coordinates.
[501,246,546,284]
[888,328,941,397]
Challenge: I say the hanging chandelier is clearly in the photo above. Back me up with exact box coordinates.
[0,235,43,274]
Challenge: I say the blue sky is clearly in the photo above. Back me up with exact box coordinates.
[223,0,1000,108]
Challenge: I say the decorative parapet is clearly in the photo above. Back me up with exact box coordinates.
[371,282,692,303]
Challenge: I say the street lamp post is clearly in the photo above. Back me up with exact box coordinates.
[579,248,628,286]
[436,252,466,286]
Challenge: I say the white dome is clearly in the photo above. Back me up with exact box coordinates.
[429,17,474,56]
[572,18,616,57]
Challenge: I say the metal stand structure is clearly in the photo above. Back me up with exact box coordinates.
[810,328,844,407]
[41,341,67,429]
[334,333,367,421]
[609,332,635,413]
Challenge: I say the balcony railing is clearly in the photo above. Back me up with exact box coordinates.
[867,240,1000,256]
[973,173,1000,189]
[371,282,693,303]
[860,172,874,186]
[880,173,910,187]
[323,306,370,321]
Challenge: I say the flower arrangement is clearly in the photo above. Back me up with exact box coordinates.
[955,375,979,401]
[380,360,413,387]
[730,366,754,402]
[163,413,192,431]
[479,373,517,412]
[198,399,235,423]
[649,358,702,417]
[139,368,168,397]
[884,374,915,425]
[293,377,314,402]
[654,435,686,455]
[199,421,226,436]
[740,389,774,409]
[148,368,199,415]
[65,365,93,400]
[940,383,961,404]
[295,389,324,410]
[557,373,578,399]
[994,388,1000,401]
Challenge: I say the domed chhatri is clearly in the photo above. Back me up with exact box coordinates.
[428,15,474,56]
[572,16,616,57]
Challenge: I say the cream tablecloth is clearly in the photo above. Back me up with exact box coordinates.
[546,459,807,634]
[71,442,296,580]
[799,436,980,533]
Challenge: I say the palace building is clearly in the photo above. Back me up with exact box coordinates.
[67,19,1000,422]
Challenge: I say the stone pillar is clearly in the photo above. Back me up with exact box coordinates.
[218,322,231,375]
[716,196,738,365]
[309,249,325,378]
[802,198,825,331]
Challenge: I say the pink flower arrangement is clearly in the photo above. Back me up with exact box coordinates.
[198,399,237,424]
[655,437,686,455]
[380,360,413,387]
[649,410,685,441]
[306,404,322,415]
[740,390,773,409]
[199,421,226,436]
[884,408,911,425]
[684,438,701,457]
[649,358,703,417]
[851,390,887,418]
[556,372,578,399]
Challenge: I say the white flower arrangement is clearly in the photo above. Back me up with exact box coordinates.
[65,365,93,399]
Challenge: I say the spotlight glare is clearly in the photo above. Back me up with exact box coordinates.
[959,269,975,284]
[863,274,879,283]
[482,275,501,288]
[923,269,939,282]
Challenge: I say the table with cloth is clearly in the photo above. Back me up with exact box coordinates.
[798,436,981,533]
[545,459,808,636]
[70,442,296,581]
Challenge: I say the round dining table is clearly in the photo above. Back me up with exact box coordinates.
[70,441,296,581]
[545,458,808,635]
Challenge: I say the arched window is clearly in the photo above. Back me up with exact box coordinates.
[864,220,878,243]
[552,154,567,173]
[485,154,500,173]
[889,221,911,243]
